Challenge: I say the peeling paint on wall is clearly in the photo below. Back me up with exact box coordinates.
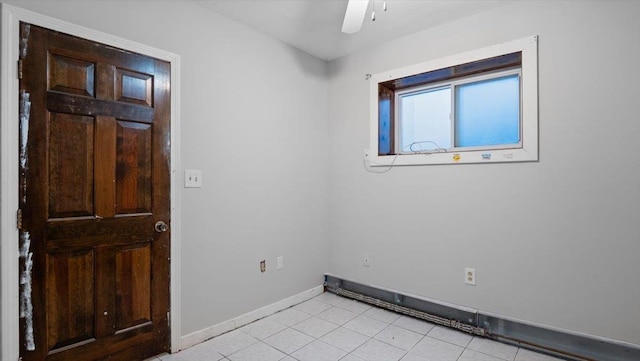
[19,90,31,170]
[20,23,30,59]
[19,231,35,351]
[20,23,31,209]
[19,231,31,318]
[17,24,36,351]
[20,90,31,205]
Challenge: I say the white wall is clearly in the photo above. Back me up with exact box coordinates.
[2,0,330,337]
[327,0,640,345]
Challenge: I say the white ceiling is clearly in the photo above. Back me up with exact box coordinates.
[196,0,511,61]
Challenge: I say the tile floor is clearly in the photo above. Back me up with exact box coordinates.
[149,293,564,361]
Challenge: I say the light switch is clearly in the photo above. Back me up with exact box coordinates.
[184,169,202,188]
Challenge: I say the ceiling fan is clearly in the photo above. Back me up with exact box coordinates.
[342,0,387,34]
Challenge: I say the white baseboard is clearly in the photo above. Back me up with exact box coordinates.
[179,285,324,351]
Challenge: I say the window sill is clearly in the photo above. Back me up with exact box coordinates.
[367,147,538,167]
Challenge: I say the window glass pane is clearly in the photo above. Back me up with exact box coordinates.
[378,97,391,155]
[455,74,520,147]
[399,87,451,152]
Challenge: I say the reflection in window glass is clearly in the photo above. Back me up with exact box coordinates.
[379,98,391,155]
[399,87,451,152]
[455,75,520,147]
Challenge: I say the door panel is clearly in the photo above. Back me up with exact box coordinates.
[115,245,152,331]
[48,53,96,97]
[19,22,170,361]
[46,251,95,350]
[116,69,153,106]
[48,113,95,218]
[116,120,152,215]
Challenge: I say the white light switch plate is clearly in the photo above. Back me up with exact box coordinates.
[184,169,202,188]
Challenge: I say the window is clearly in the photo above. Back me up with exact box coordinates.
[369,36,538,166]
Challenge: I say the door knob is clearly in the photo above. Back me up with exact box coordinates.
[155,221,169,233]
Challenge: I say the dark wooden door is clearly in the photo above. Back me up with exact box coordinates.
[18,23,171,361]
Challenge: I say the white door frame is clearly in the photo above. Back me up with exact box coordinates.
[0,3,182,359]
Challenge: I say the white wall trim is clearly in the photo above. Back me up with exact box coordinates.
[0,3,182,358]
[179,285,324,351]
[1,4,21,359]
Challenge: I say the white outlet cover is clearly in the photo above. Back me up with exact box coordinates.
[276,256,283,270]
[363,256,370,267]
[464,267,476,286]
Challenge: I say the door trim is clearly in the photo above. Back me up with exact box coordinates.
[1,3,182,359]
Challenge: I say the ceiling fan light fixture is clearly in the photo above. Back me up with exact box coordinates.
[342,0,369,34]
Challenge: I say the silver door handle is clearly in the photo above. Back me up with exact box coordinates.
[155,221,169,233]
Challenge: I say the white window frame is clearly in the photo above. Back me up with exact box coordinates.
[369,36,538,166]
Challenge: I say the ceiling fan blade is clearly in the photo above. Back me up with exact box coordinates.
[342,0,369,34]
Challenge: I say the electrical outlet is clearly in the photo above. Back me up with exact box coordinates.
[260,260,266,273]
[276,256,283,270]
[363,255,370,267]
[464,267,476,286]
[364,149,370,159]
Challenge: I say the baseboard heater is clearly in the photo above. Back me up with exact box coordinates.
[324,274,640,361]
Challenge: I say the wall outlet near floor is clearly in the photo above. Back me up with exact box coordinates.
[363,255,370,267]
[276,256,283,270]
[465,267,476,285]
[260,260,266,273]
